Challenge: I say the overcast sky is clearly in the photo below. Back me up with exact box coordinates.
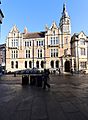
[0,0,88,44]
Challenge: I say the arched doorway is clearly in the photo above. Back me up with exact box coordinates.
[51,60,54,68]
[65,61,70,72]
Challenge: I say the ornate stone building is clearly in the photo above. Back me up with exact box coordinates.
[5,4,73,73]
[6,4,87,73]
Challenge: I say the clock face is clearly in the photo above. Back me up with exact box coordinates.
[63,26,69,33]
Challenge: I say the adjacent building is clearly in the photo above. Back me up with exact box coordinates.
[0,44,6,72]
[71,31,88,73]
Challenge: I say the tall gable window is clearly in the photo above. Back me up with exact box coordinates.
[80,48,86,55]
[26,50,30,58]
[50,37,59,45]
[38,49,42,58]
[12,39,18,47]
[80,39,85,45]
[51,49,58,57]
[11,50,18,59]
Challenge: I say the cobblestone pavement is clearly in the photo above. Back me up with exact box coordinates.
[0,74,88,120]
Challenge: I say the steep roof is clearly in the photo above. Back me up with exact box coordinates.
[23,31,46,39]
[0,43,6,49]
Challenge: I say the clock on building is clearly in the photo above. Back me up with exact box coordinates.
[63,26,69,33]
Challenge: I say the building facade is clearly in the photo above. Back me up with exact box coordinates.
[0,44,6,72]
[71,31,88,73]
[6,4,73,73]
[5,4,88,73]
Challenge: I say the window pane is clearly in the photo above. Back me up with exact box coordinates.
[25,61,27,68]
[16,61,18,68]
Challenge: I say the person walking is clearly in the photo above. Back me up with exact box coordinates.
[42,69,50,89]
[71,68,73,75]
[58,68,61,75]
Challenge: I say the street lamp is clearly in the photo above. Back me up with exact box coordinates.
[0,1,4,24]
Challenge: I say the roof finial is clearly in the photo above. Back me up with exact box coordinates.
[63,2,67,13]
[62,2,69,18]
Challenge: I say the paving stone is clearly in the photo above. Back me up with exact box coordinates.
[0,74,88,120]
[10,110,31,120]
[66,112,87,120]
[31,97,48,120]
[60,101,79,113]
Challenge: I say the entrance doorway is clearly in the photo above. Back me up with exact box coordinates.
[65,61,70,72]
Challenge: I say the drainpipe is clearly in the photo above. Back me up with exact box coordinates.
[77,40,79,72]
[32,39,34,69]
[87,41,88,69]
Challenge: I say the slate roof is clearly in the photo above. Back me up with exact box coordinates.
[23,31,46,39]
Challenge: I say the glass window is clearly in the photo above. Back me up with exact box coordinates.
[50,37,59,45]
[12,40,13,47]
[80,39,85,45]
[40,50,42,58]
[51,49,58,57]
[11,50,13,58]
[36,61,39,68]
[56,37,59,44]
[25,41,32,47]
[29,61,32,68]
[37,41,38,46]
[16,50,18,58]
[25,61,27,68]
[11,50,18,59]
[80,48,85,55]
[38,49,42,58]
[12,39,18,47]
[50,37,53,45]
[53,31,55,36]
[26,50,30,58]
[30,41,31,46]
[80,62,87,68]
[16,61,18,68]
[41,61,44,68]
[37,40,44,46]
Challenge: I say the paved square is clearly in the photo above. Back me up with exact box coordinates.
[0,74,88,120]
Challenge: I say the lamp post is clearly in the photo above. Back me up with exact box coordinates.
[0,1,4,24]
[0,1,4,76]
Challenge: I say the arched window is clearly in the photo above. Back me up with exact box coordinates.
[29,61,32,68]
[41,61,44,68]
[51,61,54,68]
[36,61,39,68]
[16,61,18,68]
[25,61,27,68]
[56,60,59,68]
